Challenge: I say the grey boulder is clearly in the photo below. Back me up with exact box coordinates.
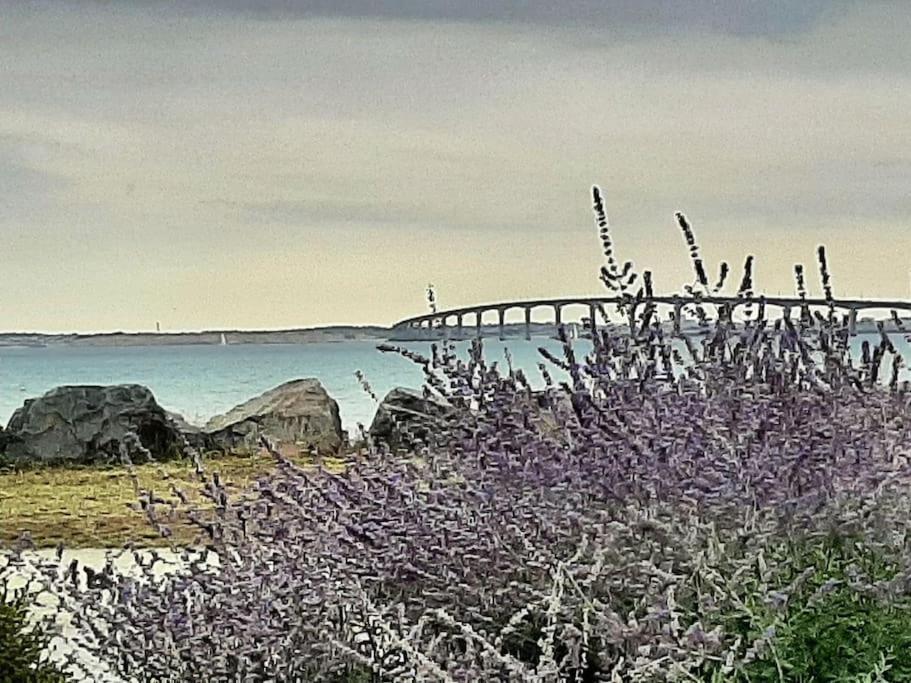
[204,379,343,454]
[165,411,213,451]
[525,389,579,439]
[368,387,457,451]
[0,425,13,460]
[4,384,183,465]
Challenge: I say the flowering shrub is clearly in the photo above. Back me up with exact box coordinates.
[3,186,911,681]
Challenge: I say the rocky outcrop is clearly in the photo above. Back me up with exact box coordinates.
[165,411,213,451]
[525,390,579,440]
[204,379,343,454]
[4,385,183,466]
[366,387,579,452]
[368,387,457,452]
[0,425,14,459]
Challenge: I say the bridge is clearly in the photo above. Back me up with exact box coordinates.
[392,295,911,341]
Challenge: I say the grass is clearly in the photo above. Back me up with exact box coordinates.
[0,448,347,549]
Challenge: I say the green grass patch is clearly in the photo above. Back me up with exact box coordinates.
[0,449,346,549]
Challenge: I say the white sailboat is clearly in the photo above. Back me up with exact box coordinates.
[551,321,581,341]
[220,333,227,346]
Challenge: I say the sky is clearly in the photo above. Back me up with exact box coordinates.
[1,0,909,333]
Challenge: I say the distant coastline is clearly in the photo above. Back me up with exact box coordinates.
[0,323,556,348]
[0,318,905,349]
[0,326,392,348]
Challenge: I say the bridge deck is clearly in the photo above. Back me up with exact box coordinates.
[395,295,911,328]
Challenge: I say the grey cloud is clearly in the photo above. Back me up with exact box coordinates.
[0,0,908,331]
[201,198,408,227]
[681,157,911,226]
[0,137,69,221]
[201,196,537,232]
[71,0,866,37]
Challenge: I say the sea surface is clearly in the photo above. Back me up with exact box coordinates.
[0,333,909,433]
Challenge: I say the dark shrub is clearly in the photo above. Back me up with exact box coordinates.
[0,587,68,683]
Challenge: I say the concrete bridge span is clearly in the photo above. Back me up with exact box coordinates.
[392,295,911,341]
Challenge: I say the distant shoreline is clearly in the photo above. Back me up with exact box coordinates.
[0,326,393,348]
[0,319,906,349]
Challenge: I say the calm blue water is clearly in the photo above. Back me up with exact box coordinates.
[0,334,908,432]
[0,339,569,431]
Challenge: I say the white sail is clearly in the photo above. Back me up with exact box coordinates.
[220,333,227,346]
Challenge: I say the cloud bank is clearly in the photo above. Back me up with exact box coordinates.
[0,1,908,331]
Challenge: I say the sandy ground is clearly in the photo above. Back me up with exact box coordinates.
[3,547,217,683]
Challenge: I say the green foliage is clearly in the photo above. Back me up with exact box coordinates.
[763,590,911,682]
[704,532,911,682]
[0,588,68,683]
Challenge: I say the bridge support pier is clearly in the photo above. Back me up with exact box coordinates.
[475,311,482,339]
[848,308,858,336]
[498,309,506,341]
[554,304,563,333]
[456,314,463,340]
[588,303,597,333]
[673,298,683,334]
[782,305,791,322]
[524,307,532,341]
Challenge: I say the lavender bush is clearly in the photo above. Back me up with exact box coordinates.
[3,187,911,681]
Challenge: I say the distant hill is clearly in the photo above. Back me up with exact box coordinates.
[0,326,391,348]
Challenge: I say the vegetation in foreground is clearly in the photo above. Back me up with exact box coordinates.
[2,186,911,681]
[1,588,68,683]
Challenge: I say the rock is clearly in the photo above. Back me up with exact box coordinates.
[0,425,15,461]
[4,385,183,465]
[368,387,457,451]
[204,379,343,454]
[525,390,579,439]
[165,411,213,451]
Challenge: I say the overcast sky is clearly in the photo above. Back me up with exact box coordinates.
[1,0,909,332]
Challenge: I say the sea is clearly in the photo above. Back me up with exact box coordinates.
[1,333,909,433]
